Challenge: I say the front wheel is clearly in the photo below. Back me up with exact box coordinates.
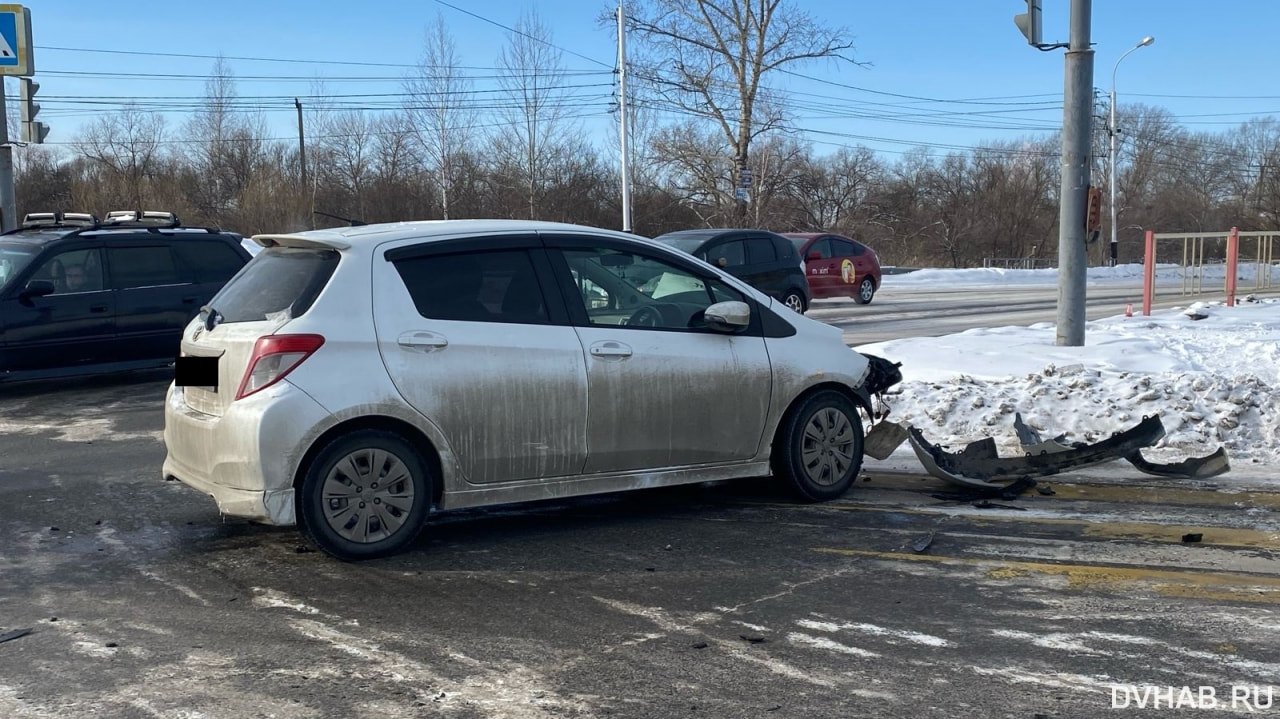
[781,290,807,313]
[855,277,876,305]
[772,391,865,502]
[298,430,432,560]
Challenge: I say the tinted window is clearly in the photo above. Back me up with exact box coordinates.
[830,239,861,258]
[745,237,777,263]
[172,240,247,283]
[564,247,724,332]
[393,249,548,324]
[808,238,833,259]
[702,240,746,268]
[207,247,339,324]
[109,246,184,289]
[0,242,39,293]
[31,248,106,294]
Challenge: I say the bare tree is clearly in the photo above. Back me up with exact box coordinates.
[492,10,578,219]
[184,57,271,226]
[404,14,476,219]
[74,105,170,211]
[628,0,860,222]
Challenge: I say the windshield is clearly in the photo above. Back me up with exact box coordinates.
[0,242,40,293]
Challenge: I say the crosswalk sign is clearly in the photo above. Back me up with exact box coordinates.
[0,5,33,76]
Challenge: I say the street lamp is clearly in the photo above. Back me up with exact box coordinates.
[1109,35,1155,266]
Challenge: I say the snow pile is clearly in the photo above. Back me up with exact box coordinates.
[855,297,1280,468]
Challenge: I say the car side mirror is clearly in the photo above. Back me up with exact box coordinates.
[704,300,750,333]
[20,279,55,300]
[806,251,821,261]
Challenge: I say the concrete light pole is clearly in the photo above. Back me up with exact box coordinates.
[1108,35,1154,267]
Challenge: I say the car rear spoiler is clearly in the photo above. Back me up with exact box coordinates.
[250,233,352,251]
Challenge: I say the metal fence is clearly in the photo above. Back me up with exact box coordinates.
[982,257,1057,270]
[1142,227,1278,314]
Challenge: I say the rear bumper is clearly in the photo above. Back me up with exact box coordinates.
[162,380,329,525]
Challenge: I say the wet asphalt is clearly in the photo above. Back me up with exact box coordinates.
[2,370,1279,718]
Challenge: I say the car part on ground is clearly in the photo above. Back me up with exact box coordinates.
[897,412,1232,490]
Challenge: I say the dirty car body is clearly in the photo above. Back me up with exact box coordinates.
[162,220,883,559]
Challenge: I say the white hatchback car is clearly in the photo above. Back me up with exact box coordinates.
[163,220,885,560]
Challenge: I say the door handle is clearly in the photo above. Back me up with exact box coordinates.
[182,296,199,304]
[90,305,109,313]
[397,331,448,352]
[589,340,632,359]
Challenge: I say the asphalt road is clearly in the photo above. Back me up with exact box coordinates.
[2,291,1280,718]
[812,280,1280,346]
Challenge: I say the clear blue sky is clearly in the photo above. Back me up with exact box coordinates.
[11,0,1278,159]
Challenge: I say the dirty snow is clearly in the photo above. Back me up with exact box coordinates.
[856,262,1280,474]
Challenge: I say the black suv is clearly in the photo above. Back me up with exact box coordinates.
[0,211,252,382]
[651,228,812,312]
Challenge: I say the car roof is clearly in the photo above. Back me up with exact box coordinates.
[1,226,239,245]
[252,219,655,251]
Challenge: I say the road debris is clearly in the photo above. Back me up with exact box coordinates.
[910,533,934,554]
[1182,533,1204,544]
[0,628,32,644]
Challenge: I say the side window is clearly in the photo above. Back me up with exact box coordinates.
[33,248,106,294]
[703,240,746,269]
[708,279,747,305]
[571,268,613,310]
[831,239,859,258]
[745,237,777,264]
[563,247,721,331]
[109,246,185,289]
[172,241,247,284]
[808,238,833,260]
[392,249,549,324]
[849,241,868,257]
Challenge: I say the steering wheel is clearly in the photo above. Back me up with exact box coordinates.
[625,306,663,327]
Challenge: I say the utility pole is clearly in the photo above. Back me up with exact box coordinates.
[0,81,15,232]
[617,0,633,233]
[295,98,307,189]
[1055,0,1094,347]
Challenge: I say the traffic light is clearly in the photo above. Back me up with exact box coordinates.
[1014,0,1042,46]
[19,78,49,144]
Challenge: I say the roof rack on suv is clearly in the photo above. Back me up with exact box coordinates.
[103,210,181,228]
[19,212,101,230]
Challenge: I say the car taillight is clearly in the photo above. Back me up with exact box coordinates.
[235,334,326,400]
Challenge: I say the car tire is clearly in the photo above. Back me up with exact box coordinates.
[781,289,807,313]
[298,430,432,561]
[772,391,865,502]
[855,278,876,305]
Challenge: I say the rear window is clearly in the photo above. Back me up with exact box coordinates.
[206,247,339,324]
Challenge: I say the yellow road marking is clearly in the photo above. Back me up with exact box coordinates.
[814,548,1280,603]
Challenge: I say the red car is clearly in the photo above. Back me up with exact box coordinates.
[784,233,882,305]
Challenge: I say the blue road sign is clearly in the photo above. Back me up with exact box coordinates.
[0,5,32,75]
[0,12,18,66]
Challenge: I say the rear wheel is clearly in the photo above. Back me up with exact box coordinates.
[772,391,865,502]
[298,430,432,560]
[855,277,876,305]
[781,289,807,313]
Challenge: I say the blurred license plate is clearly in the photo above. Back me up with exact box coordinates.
[174,356,218,389]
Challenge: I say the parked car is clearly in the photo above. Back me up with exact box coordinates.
[0,211,253,382]
[650,228,812,312]
[784,232,882,305]
[163,220,884,560]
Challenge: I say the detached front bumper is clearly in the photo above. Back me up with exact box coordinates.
[161,381,330,526]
